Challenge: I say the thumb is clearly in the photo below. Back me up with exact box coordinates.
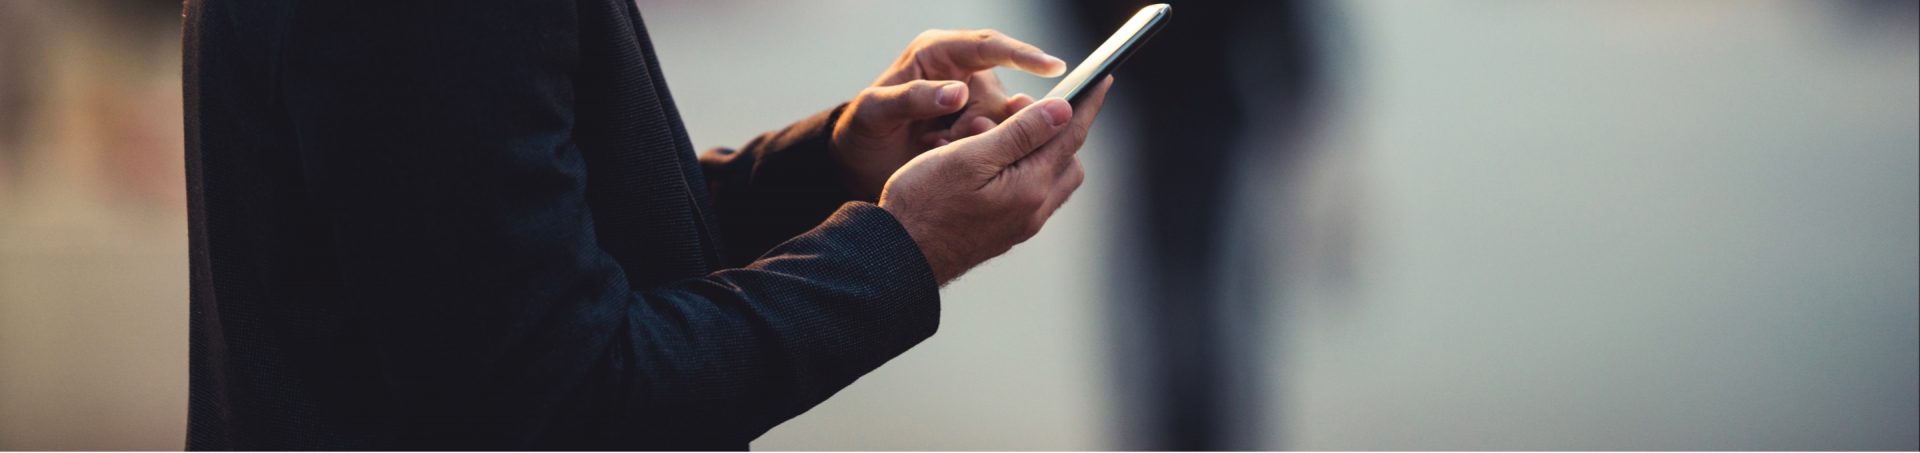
[847,80,968,134]
[961,98,1071,168]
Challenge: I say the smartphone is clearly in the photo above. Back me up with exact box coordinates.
[1045,3,1172,104]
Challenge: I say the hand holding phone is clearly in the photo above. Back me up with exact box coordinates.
[874,9,1164,282]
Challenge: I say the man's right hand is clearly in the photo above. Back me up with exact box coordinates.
[878,77,1112,285]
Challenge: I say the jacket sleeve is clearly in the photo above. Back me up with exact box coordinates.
[699,104,864,267]
[279,2,938,447]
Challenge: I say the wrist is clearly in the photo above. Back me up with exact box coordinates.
[826,105,886,202]
[879,201,962,285]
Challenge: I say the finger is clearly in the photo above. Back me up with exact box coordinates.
[1003,94,1035,117]
[960,71,1010,121]
[919,130,951,148]
[848,80,969,135]
[945,71,1013,138]
[933,115,995,146]
[936,114,996,145]
[1020,76,1112,174]
[1036,157,1087,224]
[963,116,996,137]
[959,97,1072,168]
[1021,156,1084,241]
[970,70,1008,101]
[918,29,1067,77]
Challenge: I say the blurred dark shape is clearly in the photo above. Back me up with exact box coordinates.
[0,0,183,205]
[1846,0,1920,26]
[1835,0,1912,33]
[1061,0,1329,449]
[0,0,37,193]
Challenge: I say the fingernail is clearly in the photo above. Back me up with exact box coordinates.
[937,83,965,108]
[1039,100,1070,126]
[1030,52,1068,76]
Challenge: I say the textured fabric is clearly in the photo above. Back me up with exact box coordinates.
[701,104,865,268]
[183,0,940,449]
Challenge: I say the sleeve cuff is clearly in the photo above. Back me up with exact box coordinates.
[750,201,942,349]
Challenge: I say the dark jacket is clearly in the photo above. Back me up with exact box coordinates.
[183,0,939,449]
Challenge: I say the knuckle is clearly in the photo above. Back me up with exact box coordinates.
[851,88,889,111]
[907,30,949,57]
[975,29,1003,40]
[1042,153,1072,178]
[1022,218,1045,239]
[1011,129,1044,151]
[902,81,933,98]
[969,160,1001,180]
[920,79,952,95]
[843,103,871,124]
[1078,118,1094,138]
[970,37,994,61]
[1016,120,1054,148]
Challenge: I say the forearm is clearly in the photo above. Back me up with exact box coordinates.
[700,104,862,266]
[616,202,938,440]
[350,205,937,447]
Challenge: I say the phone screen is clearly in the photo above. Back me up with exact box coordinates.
[1044,4,1171,104]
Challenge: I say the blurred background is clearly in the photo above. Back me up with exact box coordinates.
[0,0,1915,450]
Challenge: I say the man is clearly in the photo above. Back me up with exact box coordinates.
[184,0,1109,449]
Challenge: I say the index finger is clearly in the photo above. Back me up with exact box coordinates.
[918,29,1067,77]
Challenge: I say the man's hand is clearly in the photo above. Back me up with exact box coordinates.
[832,29,1068,200]
[879,77,1111,285]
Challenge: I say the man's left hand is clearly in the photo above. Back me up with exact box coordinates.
[831,29,1067,200]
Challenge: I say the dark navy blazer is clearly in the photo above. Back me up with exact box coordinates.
[184,0,939,449]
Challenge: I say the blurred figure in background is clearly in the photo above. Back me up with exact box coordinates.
[1062,0,1332,449]
[0,0,187,449]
